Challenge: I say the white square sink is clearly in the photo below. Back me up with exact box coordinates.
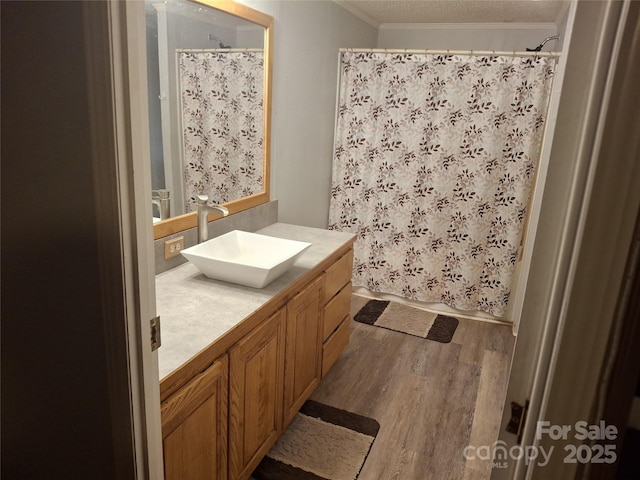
[180,230,311,288]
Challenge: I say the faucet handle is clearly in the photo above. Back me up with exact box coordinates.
[196,194,228,216]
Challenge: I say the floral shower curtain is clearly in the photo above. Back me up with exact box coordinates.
[178,50,264,212]
[328,51,557,317]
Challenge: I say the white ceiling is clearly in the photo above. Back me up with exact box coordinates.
[335,0,567,26]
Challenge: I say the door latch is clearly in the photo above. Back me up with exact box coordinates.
[506,400,529,444]
[150,316,161,351]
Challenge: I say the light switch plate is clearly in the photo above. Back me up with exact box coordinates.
[164,236,185,260]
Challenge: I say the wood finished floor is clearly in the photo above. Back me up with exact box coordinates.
[310,295,515,480]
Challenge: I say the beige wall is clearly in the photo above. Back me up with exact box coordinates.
[241,0,378,227]
[378,23,559,51]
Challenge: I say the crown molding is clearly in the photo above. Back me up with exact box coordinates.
[333,0,380,28]
[378,22,558,31]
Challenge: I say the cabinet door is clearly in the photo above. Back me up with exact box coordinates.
[229,308,286,480]
[283,275,324,426]
[162,355,228,480]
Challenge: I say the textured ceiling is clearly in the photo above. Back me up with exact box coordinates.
[336,0,566,26]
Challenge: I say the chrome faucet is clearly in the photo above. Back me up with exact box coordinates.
[197,194,229,243]
[152,189,171,220]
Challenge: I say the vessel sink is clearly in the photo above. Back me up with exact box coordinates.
[180,230,311,288]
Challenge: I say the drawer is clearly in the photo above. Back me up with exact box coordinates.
[323,282,351,340]
[324,249,353,302]
[322,316,350,377]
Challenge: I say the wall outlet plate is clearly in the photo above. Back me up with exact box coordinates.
[164,236,185,260]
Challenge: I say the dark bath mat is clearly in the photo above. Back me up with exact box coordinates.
[251,400,380,480]
[354,299,458,343]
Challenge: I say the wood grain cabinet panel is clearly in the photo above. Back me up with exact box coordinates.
[321,249,353,377]
[324,249,353,302]
[322,316,350,377]
[283,275,324,427]
[324,282,352,339]
[229,308,286,480]
[162,355,228,480]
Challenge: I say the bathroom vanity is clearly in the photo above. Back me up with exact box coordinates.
[156,223,355,480]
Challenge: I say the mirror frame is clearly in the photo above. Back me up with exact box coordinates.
[153,0,273,240]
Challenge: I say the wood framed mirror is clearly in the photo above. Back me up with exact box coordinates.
[148,0,273,239]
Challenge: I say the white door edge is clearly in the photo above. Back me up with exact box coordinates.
[85,1,164,477]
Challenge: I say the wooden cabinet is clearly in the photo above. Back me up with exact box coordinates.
[228,308,286,480]
[160,241,354,480]
[161,355,228,480]
[283,275,324,427]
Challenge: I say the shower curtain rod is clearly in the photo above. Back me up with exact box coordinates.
[339,47,560,57]
[176,47,262,53]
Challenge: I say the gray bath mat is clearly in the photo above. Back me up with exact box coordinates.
[251,400,379,480]
[354,299,458,343]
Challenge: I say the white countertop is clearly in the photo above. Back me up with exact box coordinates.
[156,223,355,380]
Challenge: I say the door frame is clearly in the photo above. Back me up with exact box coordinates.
[587,209,640,479]
[85,1,164,477]
[494,1,637,478]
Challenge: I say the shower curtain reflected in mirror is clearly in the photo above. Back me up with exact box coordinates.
[178,49,264,212]
[329,51,557,317]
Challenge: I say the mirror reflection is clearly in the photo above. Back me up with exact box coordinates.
[145,0,267,222]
